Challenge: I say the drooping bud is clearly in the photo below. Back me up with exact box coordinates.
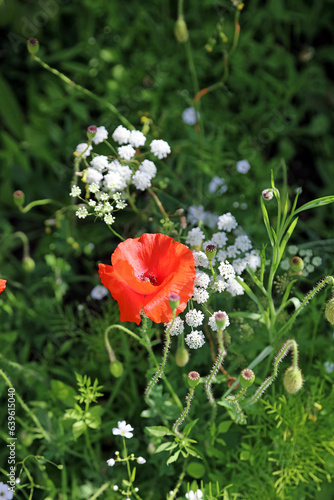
[283,366,303,394]
[262,189,274,201]
[187,371,200,388]
[174,16,189,43]
[87,125,97,141]
[13,190,25,208]
[22,256,35,273]
[240,368,255,388]
[175,346,189,367]
[324,299,334,325]
[110,360,124,378]
[169,293,180,311]
[290,256,304,273]
[27,38,39,56]
[205,244,217,261]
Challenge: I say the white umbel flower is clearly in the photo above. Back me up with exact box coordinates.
[90,155,109,171]
[192,287,209,304]
[164,316,184,336]
[70,185,81,197]
[92,126,108,144]
[185,309,204,327]
[139,159,157,178]
[192,251,210,269]
[85,167,103,185]
[75,143,92,158]
[112,420,134,439]
[132,171,152,191]
[211,231,228,248]
[235,235,252,252]
[76,206,88,219]
[218,260,236,280]
[185,331,205,349]
[118,145,136,160]
[112,125,131,145]
[226,277,245,296]
[186,227,205,247]
[150,139,171,159]
[194,270,210,289]
[217,212,238,232]
[129,130,146,147]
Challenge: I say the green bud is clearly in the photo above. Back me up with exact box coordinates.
[174,16,189,43]
[87,125,97,141]
[187,371,200,388]
[175,346,189,367]
[13,190,25,208]
[240,368,255,388]
[169,293,180,311]
[22,256,35,273]
[283,366,303,394]
[205,244,217,261]
[110,360,124,378]
[27,38,39,56]
[324,299,334,325]
[290,256,304,273]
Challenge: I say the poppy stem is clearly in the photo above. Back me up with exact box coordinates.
[172,386,196,437]
[145,313,175,404]
[204,327,227,421]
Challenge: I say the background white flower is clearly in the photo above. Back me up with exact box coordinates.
[112,420,134,438]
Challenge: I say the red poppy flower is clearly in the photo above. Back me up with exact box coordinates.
[99,233,196,324]
[0,279,6,293]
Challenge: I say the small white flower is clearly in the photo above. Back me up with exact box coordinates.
[99,192,110,201]
[232,258,248,275]
[192,287,209,304]
[185,309,204,327]
[226,277,245,296]
[312,256,322,267]
[185,331,205,349]
[85,167,103,185]
[209,311,230,331]
[92,126,108,144]
[113,485,119,491]
[280,258,290,271]
[236,159,251,174]
[216,250,227,262]
[104,213,115,224]
[139,159,157,178]
[137,457,146,464]
[188,205,206,224]
[91,285,108,300]
[218,260,236,279]
[88,199,97,207]
[90,155,109,171]
[182,107,200,125]
[0,482,13,500]
[132,170,152,191]
[186,227,205,247]
[227,244,240,259]
[112,420,134,439]
[70,185,81,197]
[185,489,203,500]
[129,130,146,147]
[75,143,92,158]
[217,212,238,232]
[192,251,210,268]
[194,270,210,289]
[150,139,171,159]
[208,176,228,194]
[118,145,136,160]
[89,182,100,194]
[211,231,228,248]
[306,264,315,273]
[107,458,115,466]
[112,125,131,145]
[245,251,261,271]
[235,235,252,252]
[288,245,298,255]
[76,206,88,219]
[212,276,227,293]
[164,316,184,336]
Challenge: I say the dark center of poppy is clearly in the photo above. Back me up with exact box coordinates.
[139,272,158,285]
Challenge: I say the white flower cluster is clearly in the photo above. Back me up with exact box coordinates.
[164,316,184,336]
[185,330,205,349]
[72,124,171,225]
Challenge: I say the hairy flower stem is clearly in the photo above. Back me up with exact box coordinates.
[204,328,227,419]
[31,55,134,130]
[247,339,299,405]
[145,313,175,403]
[104,328,117,363]
[172,387,196,437]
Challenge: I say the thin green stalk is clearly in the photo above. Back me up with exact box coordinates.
[168,467,187,500]
[172,387,196,437]
[88,483,110,500]
[106,224,125,241]
[31,55,134,130]
[20,199,55,213]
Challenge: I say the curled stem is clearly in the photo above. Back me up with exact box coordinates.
[172,387,196,437]
[204,328,227,418]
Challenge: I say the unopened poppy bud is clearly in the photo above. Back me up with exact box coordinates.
[22,256,35,273]
[187,371,200,388]
[175,346,189,367]
[240,368,255,388]
[13,190,25,208]
[174,16,189,43]
[110,360,124,378]
[290,256,304,273]
[262,189,274,201]
[215,311,229,329]
[27,38,39,55]
[169,293,180,310]
[283,366,303,394]
[324,299,334,325]
[87,125,97,140]
[205,244,217,260]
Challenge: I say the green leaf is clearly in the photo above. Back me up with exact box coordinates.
[166,450,180,465]
[50,380,77,407]
[146,426,171,437]
[72,420,87,439]
[279,217,298,260]
[260,197,275,247]
[186,461,206,479]
[0,75,25,139]
[155,442,177,454]
[294,196,334,215]
[218,420,233,434]
[183,418,198,437]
